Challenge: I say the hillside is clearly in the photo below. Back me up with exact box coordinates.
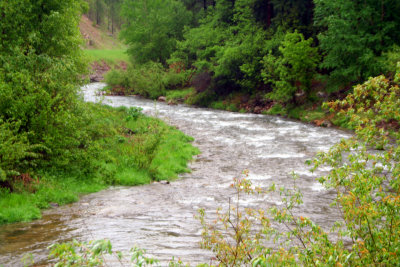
[79,15,125,49]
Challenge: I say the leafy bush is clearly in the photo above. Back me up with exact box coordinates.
[266,103,287,116]
[48,239,159,267]
[163,64,194,89]
[0,120,39,184]
[104,68,130,89]
[106,62,167,99]
[185,90,217,107]
[198,66,400,266]
[262,31,320,103]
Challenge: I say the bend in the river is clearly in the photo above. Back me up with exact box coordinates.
[0,83,351,266]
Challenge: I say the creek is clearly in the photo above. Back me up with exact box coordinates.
[0,83,351,266]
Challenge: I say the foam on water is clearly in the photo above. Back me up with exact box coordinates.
[0,83,352,266]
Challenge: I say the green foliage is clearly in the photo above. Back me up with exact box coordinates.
[172,0,270,95]
[0,0,92,183]
[210,101,226,110]
[48,239,159,266]
[125,107,143,121]
[184,90,217,107]
[270,0,314,34]
[0,120,39,182]
[314,0,400,87]
[163,65,194,90]
[0,104,198,224]
[128,62,166,98]
[0,0,85,57]
[105,62,166,98]
[262,30,320,103]
[110,0,400,102]
[120,0,192,64]
[197,67,400,266]
[106,62,194,99]
[104,68,131,89]
[166,88,195,103]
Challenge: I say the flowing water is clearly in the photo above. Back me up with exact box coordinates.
[0,83,351,266]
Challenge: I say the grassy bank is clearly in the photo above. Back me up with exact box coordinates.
[0,103,199,225]
[84,49,129,65]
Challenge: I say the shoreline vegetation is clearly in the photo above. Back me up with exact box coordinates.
[1,0,399,265]
[99,60,347,130]
[0,102,199,225]
[0,3,199,226]
[84,54,347,131]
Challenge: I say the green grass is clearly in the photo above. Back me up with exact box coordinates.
[0,176,105,224]
[84,49,129,64]
[166,87,195,102]
[210,100,226,110]
[300,109,325,122]
[0,103,199,225]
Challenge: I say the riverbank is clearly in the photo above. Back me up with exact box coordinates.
[0,83,352,266]
[0,101,199,225]
[84,59,348,131]
[100,65,350,130]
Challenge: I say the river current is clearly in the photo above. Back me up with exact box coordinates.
[0,83,351,266]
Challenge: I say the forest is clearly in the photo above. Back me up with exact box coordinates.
[98,0,400,121]
[0,0,399,266]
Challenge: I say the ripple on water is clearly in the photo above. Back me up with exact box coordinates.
[0,83,352,266]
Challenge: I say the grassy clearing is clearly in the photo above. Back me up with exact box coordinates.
[0,103,199,225]
[84,49,129,64]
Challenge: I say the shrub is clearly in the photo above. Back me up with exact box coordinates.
[262,31,320,103]
[0,120,38,185]
[104,68,130,89]
[198,65,400,266]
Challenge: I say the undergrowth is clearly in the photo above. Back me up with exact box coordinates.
[0,104,198,225]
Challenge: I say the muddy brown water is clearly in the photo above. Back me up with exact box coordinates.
[0,83,351,266]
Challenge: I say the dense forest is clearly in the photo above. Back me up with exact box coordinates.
[99,0,400,117]
[1,0,399,266]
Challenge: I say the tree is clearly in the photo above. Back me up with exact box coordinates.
[314,0,400,88]
[0,0,85,57]
[270,0,315,35]
[262,31,320,103]
[105,0,122,34]
[120,0,192,64]
[0,0,98,183]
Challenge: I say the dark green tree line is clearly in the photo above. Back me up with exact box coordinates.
[114,0,400,106]
[315,0,400,87]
